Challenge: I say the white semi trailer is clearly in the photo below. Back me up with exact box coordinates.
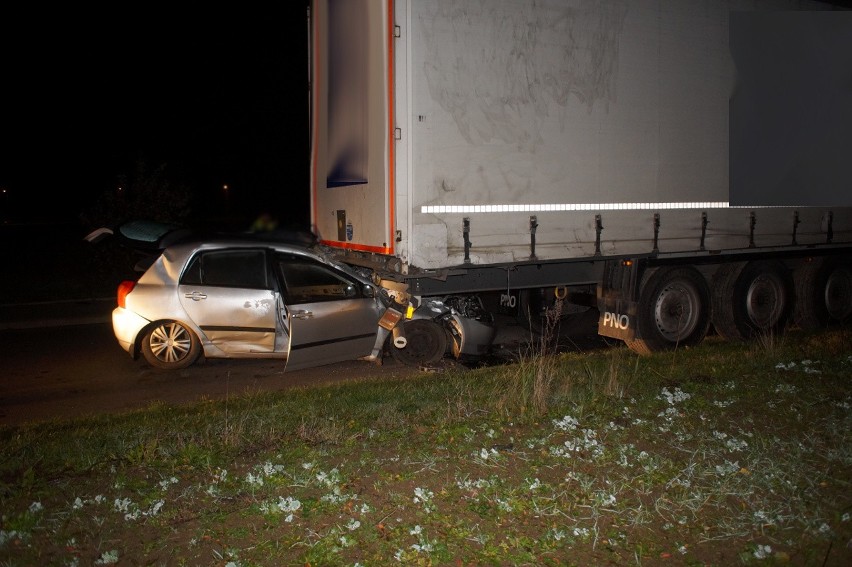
[308,0,852,365]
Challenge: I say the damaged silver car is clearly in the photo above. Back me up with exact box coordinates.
[87,220,494,371]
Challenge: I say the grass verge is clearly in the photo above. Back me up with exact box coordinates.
[1,328,850,566]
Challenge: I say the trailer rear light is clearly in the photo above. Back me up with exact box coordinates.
[117,280,136,308]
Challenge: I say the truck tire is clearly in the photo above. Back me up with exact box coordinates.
[794,257,852,330]
[625,266,710,355]
[711,260,793,341]
[389,319,448,367]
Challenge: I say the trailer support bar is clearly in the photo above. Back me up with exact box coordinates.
[463,217,472,264]
[529,215,538,260]
[594,215,603,256]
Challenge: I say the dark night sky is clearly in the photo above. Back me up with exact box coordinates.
[3,2,851,229]
[1,5,311,229]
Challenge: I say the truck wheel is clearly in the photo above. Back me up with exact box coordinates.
[794,257,852,330]
[389,319,448,367]
[625,266,710,355]
[712,260,793,341]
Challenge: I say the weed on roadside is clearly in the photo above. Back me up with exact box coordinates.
[1,328,850,565]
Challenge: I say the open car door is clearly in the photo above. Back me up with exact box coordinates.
[276,252,383,371]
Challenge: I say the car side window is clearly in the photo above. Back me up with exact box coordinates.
[181,249,269,289]
[277,253,358,303]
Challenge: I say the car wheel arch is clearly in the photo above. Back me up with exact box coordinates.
[135,318,205,370]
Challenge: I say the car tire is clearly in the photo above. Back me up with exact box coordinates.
[141,320,201,370]
[389,319,448,367]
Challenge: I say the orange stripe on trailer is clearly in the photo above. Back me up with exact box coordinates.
[386,0,395,256]
[310,3,321,235]
[320,239,393,255]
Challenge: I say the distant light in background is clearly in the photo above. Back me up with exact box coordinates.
[1,187,12,223]
[220,184,231,214]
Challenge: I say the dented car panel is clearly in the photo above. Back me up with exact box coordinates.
[97,223,392,371]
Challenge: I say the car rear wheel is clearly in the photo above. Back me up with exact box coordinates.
[141,321,201,370]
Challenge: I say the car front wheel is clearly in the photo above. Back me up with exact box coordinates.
[389,319,448,367]
[141,321,201,370]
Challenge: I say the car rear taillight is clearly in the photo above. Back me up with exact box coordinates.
[117,280,136,308]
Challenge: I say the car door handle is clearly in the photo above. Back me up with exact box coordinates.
[291,310,313,319]
[184,291,208,301]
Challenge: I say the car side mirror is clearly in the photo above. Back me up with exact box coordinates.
[362,284,376,298]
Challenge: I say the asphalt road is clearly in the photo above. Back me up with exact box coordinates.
[0,297,115,331]
[0,320,429,427]
[0,298,600,428]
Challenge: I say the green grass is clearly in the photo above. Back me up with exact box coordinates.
[1,328,851,566]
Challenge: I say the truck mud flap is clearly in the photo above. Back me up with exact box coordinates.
[597,260,641,341]
[597,299,638,341]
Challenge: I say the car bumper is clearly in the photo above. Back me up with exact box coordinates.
[112,307,150,355]
[448,313,496,357]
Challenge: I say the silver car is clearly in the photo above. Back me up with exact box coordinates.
[92,221,396,371]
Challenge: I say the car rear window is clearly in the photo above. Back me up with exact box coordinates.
[181,249,268,289]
